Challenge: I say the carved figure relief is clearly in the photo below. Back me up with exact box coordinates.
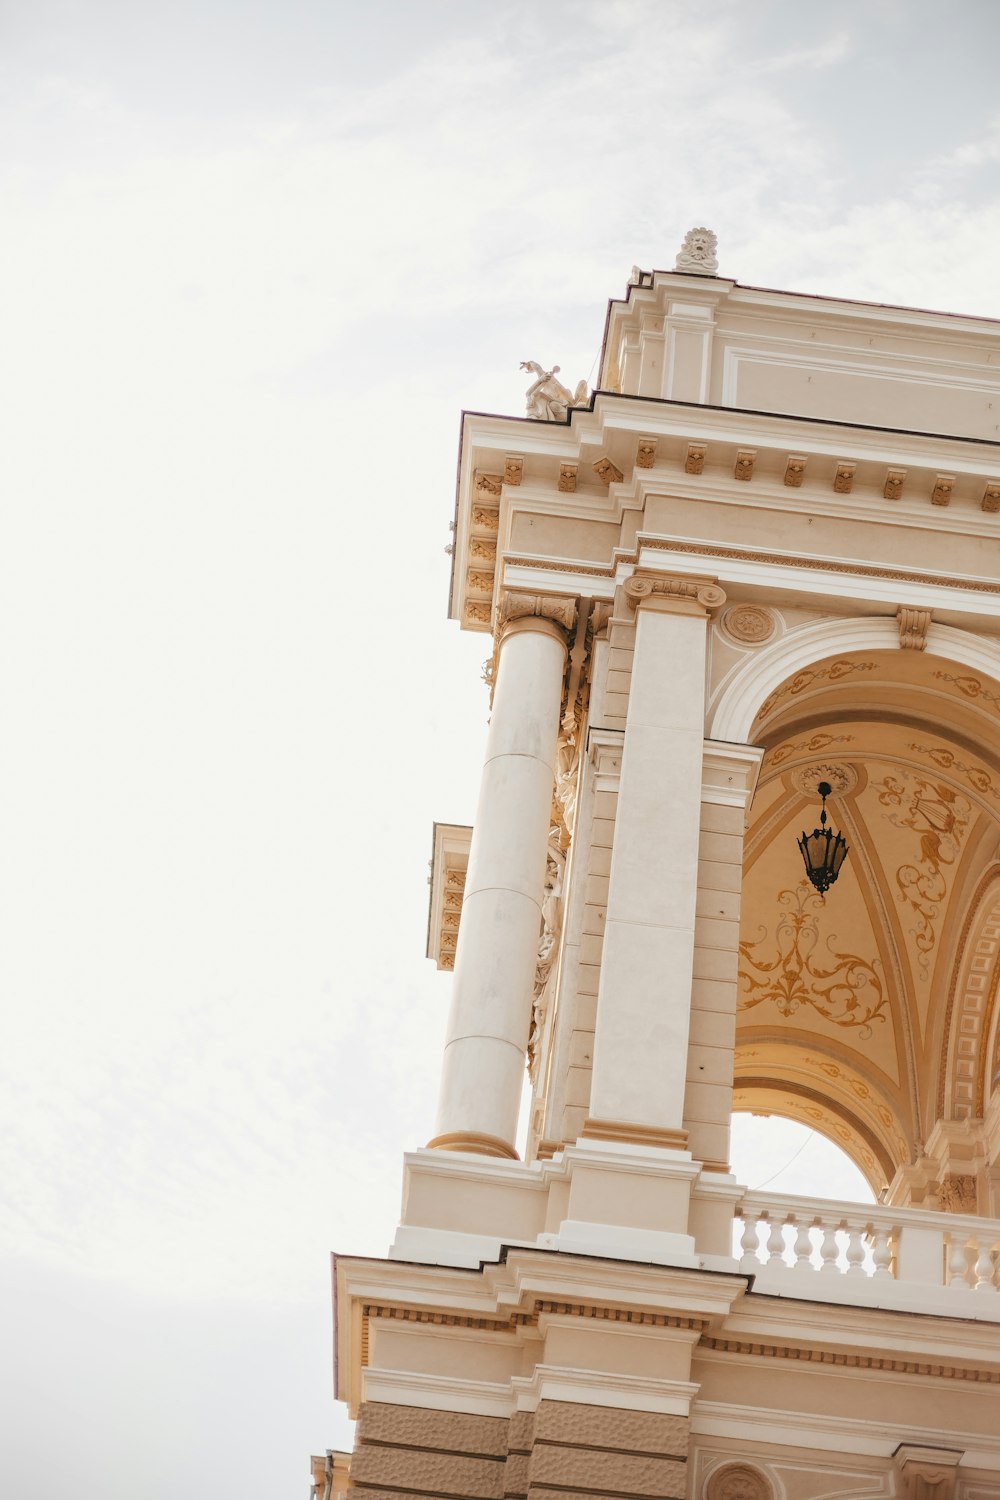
[521,362,588,422]
[738,884,887,1037]
[674,226,719,275]
[874,771,970,975]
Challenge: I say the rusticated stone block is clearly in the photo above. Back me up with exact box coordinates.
[357,1401,508,1457]
[503,1452,530,1497]
[507,1411,535,1453]
[529,1445,686,1497]
[351,1444,504,1498]
[533,1400,689,1457]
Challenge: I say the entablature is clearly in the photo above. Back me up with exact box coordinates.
[451,397,1000,634]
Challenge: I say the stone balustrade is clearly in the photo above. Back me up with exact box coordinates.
[736,1189,1000,1312]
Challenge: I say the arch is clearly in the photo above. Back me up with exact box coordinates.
[939,868,1000,1121]
[709,618,1000,744]
[733,1075,896,1195]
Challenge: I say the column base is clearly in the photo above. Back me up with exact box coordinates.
[581,1117,689,1151]
[425,1130,520,1160]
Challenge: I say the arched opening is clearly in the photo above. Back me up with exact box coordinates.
[730,634,1000,1204]
[730,1112,875,1201]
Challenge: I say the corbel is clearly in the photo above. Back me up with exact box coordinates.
[931,474,955,507]
[558,463,578,493]
[593,456,624,486]
[982,480,1000,513]
[833,461,856,494]
[784,454,807,487]
[893,1446,962,1500]
[685,442,707,474]
[503,455,523,486]
[897,606,931,651]
[734,449,756,482]
[883,466,906,501]
[635,438,657,469]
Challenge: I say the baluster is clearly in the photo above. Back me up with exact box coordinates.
[845,1225,866,1276]
[739,1211,760,1266]
[972,1239,996,1293]
[947,1236,970,1287]
[819,1219,841,1274]
[765,1216,786,1267]
[870,1226,893,1280]
[791,1217,813,1273]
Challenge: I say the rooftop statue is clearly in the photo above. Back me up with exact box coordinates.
[674,225,719,275]
[521,361,589,422]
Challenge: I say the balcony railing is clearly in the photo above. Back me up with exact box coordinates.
[734,1189,1000,1318]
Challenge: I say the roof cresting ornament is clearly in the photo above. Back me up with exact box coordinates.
[674,226,719,276]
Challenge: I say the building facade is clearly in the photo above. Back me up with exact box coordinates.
[328,232,1000,1500]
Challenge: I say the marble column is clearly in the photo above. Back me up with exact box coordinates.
[585,573,725,1148]
[429,594,574,1158]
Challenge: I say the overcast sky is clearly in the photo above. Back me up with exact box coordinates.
[4,3,1000,1496]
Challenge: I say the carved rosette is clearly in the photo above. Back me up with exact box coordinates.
[706,1463,773,1500]
[624,573,726,615]
[720,604,777,645]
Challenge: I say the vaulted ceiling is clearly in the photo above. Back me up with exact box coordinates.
[735,648,1000,1193]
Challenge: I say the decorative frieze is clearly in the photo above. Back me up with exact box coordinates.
[734,449,756,482]
[685,442,707,474]
[932,473,956,506]
[884,466,906,501]
[784,454,807,487]
[593,455,624,486]
[558,463,578,493]
[897,606,931,651]
[833,461,856,493]
[636,437,657,468]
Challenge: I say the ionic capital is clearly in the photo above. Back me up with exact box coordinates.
[624,570,726,616]
[497,591,577,648]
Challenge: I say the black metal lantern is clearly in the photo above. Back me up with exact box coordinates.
[797,781,849,895]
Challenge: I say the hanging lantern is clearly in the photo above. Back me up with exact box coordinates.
[797,781,849,895]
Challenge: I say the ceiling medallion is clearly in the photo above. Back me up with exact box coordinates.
[721,604,778,645]
[791,762,858,798]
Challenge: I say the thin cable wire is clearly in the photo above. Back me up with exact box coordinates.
[751,1130,815,1191]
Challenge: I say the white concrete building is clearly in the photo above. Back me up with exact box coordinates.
[328,231,1000,1500]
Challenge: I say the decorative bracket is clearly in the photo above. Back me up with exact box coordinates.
[897,606,931,651]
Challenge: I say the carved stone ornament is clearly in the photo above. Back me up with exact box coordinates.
[893,1445,963,1500]
[685,442,707,475]
[475,471,503,497]
[937,1172,977,1213]
[784,454,807,487]
[884,466,906,501]
[498,591,578,635]
[471,505,499,530]
[931,473,955,507]
[624,573,726,613]
[734,449,756,482]
[636,438,657,469]
[558,463,578,493]
[705,1463,773,1500]
[897,606,931,651]
[791,762,859,798]
[503,455,523,486]
[593,455,623,486]
[521,361,588,421]
[833,461,856,494]
[465,601,491,624]
[674,225,719,276]
[982,481,1000,513]
[721,604,777,645]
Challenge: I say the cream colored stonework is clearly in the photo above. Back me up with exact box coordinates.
[340,251,1000,1499]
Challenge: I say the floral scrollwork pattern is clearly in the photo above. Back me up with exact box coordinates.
[738,884,887,1038]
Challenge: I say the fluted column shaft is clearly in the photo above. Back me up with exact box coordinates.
[430,608,570,1158]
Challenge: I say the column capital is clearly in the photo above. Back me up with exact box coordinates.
[498,591,577,647]
[624,570,726,617]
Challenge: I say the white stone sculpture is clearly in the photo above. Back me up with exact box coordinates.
[674,225,719,275]
[521,361,589,422]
